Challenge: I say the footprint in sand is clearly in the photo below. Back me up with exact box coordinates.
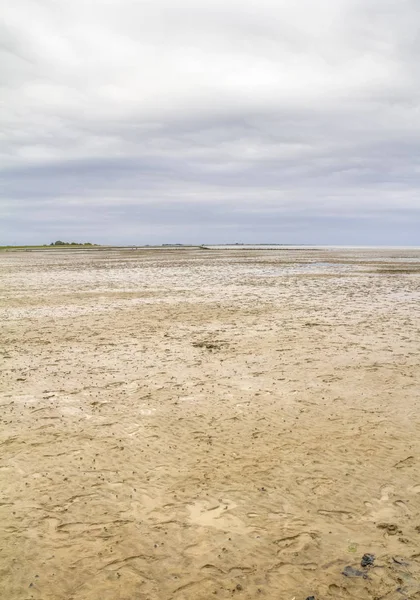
[188,500,250,533]
[274,531,319,555]
[363,484,410,522]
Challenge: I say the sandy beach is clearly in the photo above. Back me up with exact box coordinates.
[1,247,420,600]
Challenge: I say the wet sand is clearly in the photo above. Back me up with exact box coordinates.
[1,247,420,600]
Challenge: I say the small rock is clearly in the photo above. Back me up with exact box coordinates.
[361,553,375,567]
[236,584,243,591]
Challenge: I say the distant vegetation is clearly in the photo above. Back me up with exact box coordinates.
[50,241,97,246]
[0,241,100,251]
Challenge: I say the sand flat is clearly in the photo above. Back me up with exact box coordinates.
[1,247,420,599]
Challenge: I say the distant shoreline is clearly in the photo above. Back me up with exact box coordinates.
[2,243,420,252]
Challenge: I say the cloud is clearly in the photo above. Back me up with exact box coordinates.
[1,0,419,244]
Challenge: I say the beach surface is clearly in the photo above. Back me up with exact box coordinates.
[1,247,420,600]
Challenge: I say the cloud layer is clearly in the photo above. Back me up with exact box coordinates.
[1,0,419,244]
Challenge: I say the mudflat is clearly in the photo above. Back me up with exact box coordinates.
[1,247,420,600]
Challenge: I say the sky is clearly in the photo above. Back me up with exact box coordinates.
[1,0,419,245]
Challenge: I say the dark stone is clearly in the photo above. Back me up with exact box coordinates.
[361,553,375,567]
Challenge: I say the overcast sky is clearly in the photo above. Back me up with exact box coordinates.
[1,0,419,245]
